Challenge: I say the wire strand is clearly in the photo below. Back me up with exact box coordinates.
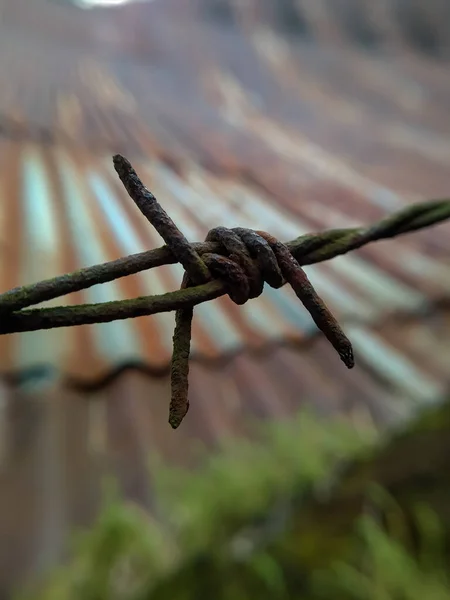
[0,200,448,319]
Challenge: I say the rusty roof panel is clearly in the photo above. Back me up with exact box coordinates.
[1,305,450,588]
[1,2,450,592]
[0,1,447,385]
[0,139,449,380]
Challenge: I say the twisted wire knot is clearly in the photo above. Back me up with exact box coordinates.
[202,227,284,304]
[111,154,355,429]
[203,226,352,362]
[170,226,354,429]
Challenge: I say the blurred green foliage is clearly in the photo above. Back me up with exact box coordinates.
[17,409,450,600]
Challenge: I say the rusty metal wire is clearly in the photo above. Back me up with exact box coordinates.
[0,155,449,428]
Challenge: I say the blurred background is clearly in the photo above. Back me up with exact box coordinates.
[0,0,450,597]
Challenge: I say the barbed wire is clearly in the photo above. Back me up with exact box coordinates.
[0,154,449,428]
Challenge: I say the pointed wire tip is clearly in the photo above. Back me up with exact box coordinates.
[112,153,126,164]
[168,404,189,430]
[340,345,355,369]
[169,418,180,430]
[112,154,133,177]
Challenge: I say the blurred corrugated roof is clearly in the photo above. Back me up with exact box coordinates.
[0,0,450,592]
[0,138,449,384]
[0,0,449,382]
[1,305,450,587]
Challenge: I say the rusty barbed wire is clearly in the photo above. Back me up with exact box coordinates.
[0,154,449,428]
[113,155,353,428]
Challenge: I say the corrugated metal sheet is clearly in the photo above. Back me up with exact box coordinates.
[0,2,448,379]
[1,306,450,590]
[0,1,450,592]
[0,139,449,381]
[0,0,448,449]
[0,0,447,469]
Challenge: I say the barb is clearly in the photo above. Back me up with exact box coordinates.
[113,155,211,285]
[113,154,211,428]
[0,155,448,429]
[256,231,353,368]
[111,156,353,426]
